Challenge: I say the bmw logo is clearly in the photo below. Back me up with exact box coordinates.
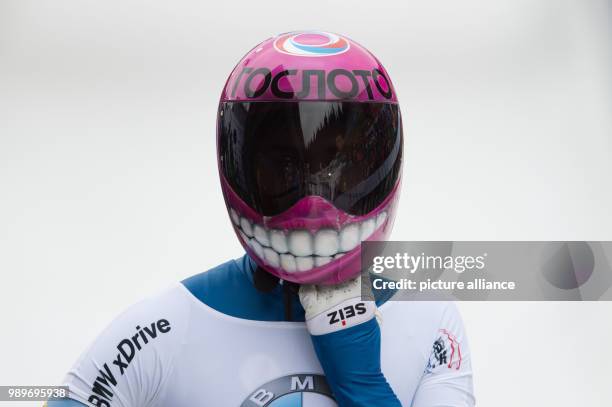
[241,374,336,406]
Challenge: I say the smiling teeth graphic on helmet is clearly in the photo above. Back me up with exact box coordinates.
[230,208,388,273]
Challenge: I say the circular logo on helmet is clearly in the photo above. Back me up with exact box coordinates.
[274,31,350,57]
[241,373,336,406]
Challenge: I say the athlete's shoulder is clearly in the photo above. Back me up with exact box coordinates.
[181,255,300,321]
[119,282,193,321]
[61,283,192,407]
[182,255,252,301]
[100,282,195,343]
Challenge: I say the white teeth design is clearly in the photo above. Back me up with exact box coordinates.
[314,229,339,256]
[270,230,289,253]
[315,256,332,267]
[249,238,264,258]
[254,225,269,247]
[376,211,387,229]
[240,218,253,237]
[296,256,314,272]
[360,219,376,241]
[289,231,313,257]
[339,223,360,252]
[230,208,240,225]
[263,247,280,267]
[280,254,297,273]
[239,230,248,243]
[232,210,387,273]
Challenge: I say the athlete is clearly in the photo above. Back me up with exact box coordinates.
[47,31,475,406]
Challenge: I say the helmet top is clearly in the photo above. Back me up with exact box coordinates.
[220,31,398,103]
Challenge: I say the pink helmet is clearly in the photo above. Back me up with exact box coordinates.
[217,31,402,285]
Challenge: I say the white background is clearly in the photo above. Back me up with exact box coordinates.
[1,1,611,406]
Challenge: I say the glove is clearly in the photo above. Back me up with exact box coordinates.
[299,276,402,407]
[299,276,378,335]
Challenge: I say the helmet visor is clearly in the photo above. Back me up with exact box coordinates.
[218,101,402,216]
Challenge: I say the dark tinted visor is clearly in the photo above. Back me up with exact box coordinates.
[218,101,402,216]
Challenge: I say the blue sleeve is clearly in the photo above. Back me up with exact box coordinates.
[46,400,87,406]
[310,318,402,407]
